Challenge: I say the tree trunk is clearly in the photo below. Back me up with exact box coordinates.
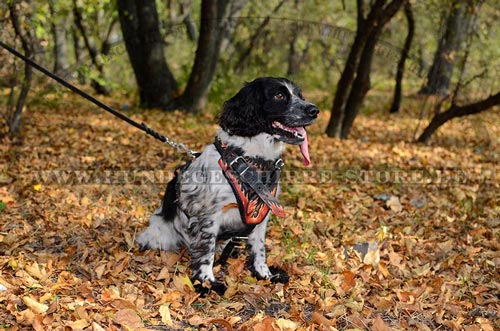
[178,0,199,42]
[49,0,69,76]
[417,91,500,143]
[326,0,407,138]
[287,31,301,77]
[340,28,381,138]
[117,0,178,109]
[326,0,387,138]
[390,1,414,113]
[183,12,198,42]
[72,0,110,95]
[167,0,232,113]
[6,1,36,136]
[419,0,474,96]
[286,22,310,77]
[325,22,369,138]
[72,26,86,84]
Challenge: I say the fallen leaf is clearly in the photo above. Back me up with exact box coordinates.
[275,318,298,330]
[159,304,173,326]
[92,322,106,331]
[372,315,391,331]
[25,262,46,280]
[113,308,143,328]
[22,296,48,314]
[311,312,335,328]
[187,315,204,326]
[387,195,403,212]
[66,319,90,330]
[341,269,356,291]
[32,314,44,331]
[156,267,170,281]
[172,275,194,292]
[253,317,276,331]
[208,319,233,330]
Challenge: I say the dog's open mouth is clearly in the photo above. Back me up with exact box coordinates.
[272,121,311,166]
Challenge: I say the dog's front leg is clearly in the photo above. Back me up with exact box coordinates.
[247,217,289,283]
[188,217,226,295]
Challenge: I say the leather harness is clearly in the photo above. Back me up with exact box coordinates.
[213,137,286,225]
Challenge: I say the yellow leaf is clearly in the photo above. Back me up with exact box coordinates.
[25,262,45,280]
[135,205,145,217]
[276,318,298,330]
[22,296,48,314]
[33,183,42,191]
[81,196,90,206]
[159,304,174,326]
[173,275,194,292]
[8,258,18,270]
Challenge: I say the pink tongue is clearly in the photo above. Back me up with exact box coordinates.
[296,127,310,166]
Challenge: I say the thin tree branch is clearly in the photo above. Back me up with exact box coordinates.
[233,0,286,72]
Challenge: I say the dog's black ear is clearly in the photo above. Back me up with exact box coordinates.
[219,81,267,136]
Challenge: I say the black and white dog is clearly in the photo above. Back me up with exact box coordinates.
[137,77,319,294]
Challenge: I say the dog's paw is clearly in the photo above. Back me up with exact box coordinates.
[269,266,290,284]
[136,214,179,252]
[250,265,289,284]
[193,280,227,297]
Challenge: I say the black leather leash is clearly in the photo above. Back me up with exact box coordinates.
[0,41,196,157]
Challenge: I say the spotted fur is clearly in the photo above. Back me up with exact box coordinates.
[136,77,319,294]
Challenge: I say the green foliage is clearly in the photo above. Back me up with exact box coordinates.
[2,0,500,118]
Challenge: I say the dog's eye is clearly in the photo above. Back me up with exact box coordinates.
[274,93,285,101]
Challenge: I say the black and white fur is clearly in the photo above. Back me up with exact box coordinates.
[137,77,319,293]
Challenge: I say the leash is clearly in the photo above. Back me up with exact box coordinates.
[0,41,197,158]
[1,41,260,264]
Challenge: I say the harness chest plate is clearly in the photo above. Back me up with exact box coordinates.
[214,138,286,225]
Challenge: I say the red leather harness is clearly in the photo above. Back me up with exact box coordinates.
[214,137,286,225]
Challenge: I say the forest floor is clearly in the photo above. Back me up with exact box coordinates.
[0,90,499,330]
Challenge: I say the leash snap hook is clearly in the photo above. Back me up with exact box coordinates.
[274,158,284,169]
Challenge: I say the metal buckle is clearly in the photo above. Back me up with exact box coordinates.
[229,155,245,166]
[274,158,284,169]
[229,156,250,175]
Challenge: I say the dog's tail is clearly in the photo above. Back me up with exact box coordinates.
[160,173,178,221]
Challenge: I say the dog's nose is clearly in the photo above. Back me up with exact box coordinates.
[306,104,319,118]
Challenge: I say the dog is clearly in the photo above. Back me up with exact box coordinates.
[137,77,319,294]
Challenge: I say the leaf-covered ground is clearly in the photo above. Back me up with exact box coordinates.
[1,92,499,330]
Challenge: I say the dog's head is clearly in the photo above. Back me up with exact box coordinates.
[219,77,319,165]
